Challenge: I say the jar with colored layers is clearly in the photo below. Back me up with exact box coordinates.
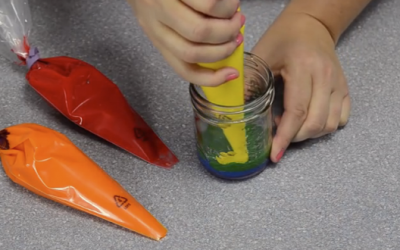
[189,52,275,180]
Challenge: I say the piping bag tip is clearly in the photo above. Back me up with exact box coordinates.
[0,123,167,241]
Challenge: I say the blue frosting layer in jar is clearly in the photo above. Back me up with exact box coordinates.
[198,153,270,180]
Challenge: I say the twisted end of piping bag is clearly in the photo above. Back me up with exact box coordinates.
[197,7,249,165]
[26,47,40,68]
[0,129,10,150]
[0,123,167,241]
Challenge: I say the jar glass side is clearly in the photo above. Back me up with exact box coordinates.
[190,52,275,180]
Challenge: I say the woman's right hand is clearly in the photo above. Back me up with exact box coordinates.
[127,0,245,86]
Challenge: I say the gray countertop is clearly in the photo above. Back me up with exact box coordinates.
[1,0,399,249]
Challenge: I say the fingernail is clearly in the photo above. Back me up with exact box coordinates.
[226,72,239,81]
[241,15,246,26]
[275,149,285,162]
[236,33,243,45]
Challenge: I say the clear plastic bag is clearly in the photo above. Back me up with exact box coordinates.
[0,0,32,63]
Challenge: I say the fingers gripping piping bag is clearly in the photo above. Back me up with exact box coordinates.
[197,7,247,165]
[0,123,167,240]
[0,0,178,168]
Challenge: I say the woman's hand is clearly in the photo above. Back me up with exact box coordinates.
[252,12,351,163]
[127,0,245,86]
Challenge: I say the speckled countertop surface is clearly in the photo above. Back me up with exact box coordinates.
[0,0,399,249]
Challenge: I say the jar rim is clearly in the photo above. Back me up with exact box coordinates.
[189,52,275,116]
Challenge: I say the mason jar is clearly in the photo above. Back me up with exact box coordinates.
[189,52,275,180]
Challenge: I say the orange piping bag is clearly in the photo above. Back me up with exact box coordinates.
[0,123,167,241]
[24,52,178,168]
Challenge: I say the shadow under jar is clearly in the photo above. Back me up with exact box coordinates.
[189,52,275,180]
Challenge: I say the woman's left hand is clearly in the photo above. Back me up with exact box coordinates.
[251,12,351,163]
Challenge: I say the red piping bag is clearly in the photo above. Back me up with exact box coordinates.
[26,49,178,168]
[0,0,178,168]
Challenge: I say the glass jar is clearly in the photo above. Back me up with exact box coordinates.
[189,52,275,180]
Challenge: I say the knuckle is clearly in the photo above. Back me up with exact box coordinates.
[147,0,157,6]
[191,22,211,42]
[304,121,325,134]
[180,46,198,63]
[290,105,308,121]
[321,63,334,79]
[339,73,348,85]
[339,111,350,127]
[301,56,315,66]
[176,69,192,83]
[204,0,238,17]
[292,49,315,65]
[230,30,238,42]
[221,44,236,59]
[339,118,349,127]
[341,84,350,96]
[137,17,146,29]
[203,0,218,14]
[324,122,338,133]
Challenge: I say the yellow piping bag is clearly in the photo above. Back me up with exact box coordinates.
[198,7,247,165]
